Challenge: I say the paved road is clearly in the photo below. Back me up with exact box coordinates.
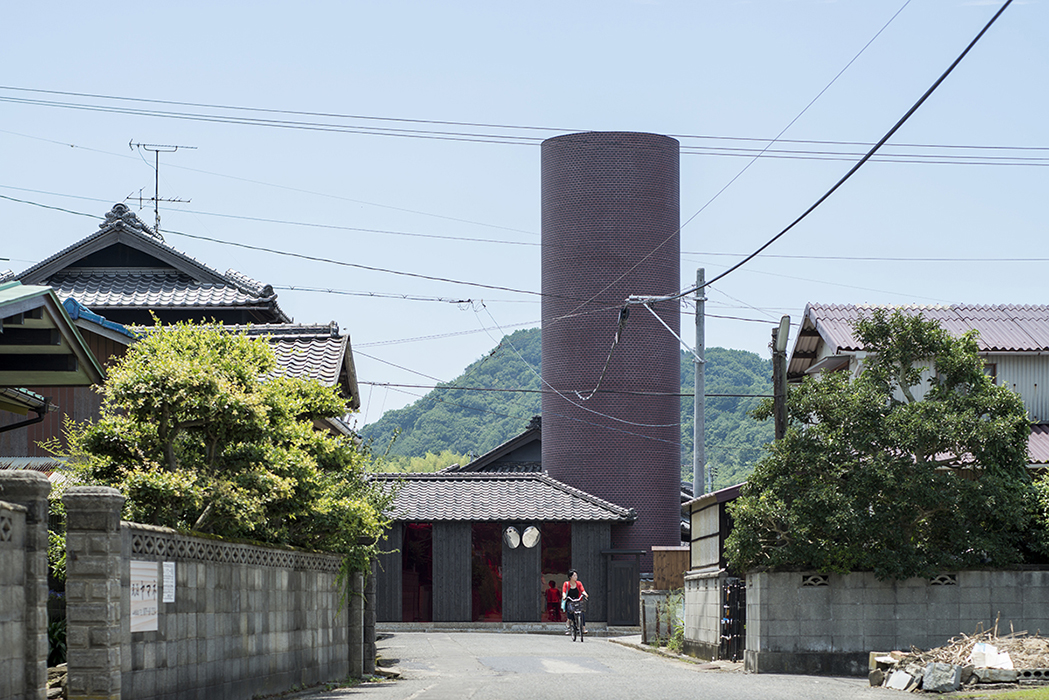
[307,632,893,700]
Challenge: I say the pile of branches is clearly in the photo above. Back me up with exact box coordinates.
[885,621,1049,675]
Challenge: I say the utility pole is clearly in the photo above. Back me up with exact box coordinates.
[771,315,790,440]
[128,141,195,235]
[694,268,706,495]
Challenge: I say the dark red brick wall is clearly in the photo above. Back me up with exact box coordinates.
[540,132,681,572]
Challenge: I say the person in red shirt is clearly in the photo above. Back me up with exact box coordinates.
[545,580,561,621]
[562,569,588,635]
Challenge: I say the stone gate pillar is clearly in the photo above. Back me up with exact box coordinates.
[0,470,51,700]
[63,486,124,700]
[349,570,365,678]
[364,567,376,676]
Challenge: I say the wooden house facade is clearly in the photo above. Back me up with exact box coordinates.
[371,473,639,625]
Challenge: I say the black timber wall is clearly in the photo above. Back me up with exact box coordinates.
[502,535,542,622]
[433,522,471,621]
[374,525,402,622]
[572,523,611,622]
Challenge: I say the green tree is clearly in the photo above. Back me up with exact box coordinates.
[53,321,391,571]
[359,327,542,457]
[376,450,468,473]
[726,309,1045,580]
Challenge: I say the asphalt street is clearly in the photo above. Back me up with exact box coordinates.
[304,632,895,700]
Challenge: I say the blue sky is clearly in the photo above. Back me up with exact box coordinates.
[1,1,1045,428]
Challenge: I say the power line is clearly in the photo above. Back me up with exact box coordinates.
[3,85,1046,163]
[548,0,918,333]
[478,305,683,429]
[0,128,537,237]
[370,383,685,449]
[358,381,770,399]
[663,0,1015,305]
[12,183,1049,264]
[11,184,1049,267]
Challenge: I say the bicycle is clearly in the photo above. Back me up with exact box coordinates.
[566,598,586,642]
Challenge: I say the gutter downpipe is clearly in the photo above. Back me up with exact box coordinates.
[0,398,51,435]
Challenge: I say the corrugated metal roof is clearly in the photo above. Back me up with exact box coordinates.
[371,473,636,522]
[0,457,71,485]
[1029,425,1049,465]
[806,304,1049,353]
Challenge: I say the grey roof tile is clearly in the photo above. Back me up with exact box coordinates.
[18,204,290,322]
[371,472,636,522]
[50,270,263,308]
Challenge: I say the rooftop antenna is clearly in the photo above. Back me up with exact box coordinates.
[128,141,195,234]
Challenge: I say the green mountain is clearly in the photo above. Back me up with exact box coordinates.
[358,327,774,490]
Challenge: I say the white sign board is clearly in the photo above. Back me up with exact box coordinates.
[130,560,159,632]
[162,562,176,603]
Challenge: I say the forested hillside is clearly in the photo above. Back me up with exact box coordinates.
[358,327,774,489]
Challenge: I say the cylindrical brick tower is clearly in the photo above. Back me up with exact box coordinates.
[541,132,681,572]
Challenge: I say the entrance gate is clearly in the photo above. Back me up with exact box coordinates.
[720,576,746,661]
[603,550,643,626]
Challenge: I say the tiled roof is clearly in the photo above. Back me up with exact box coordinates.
[135,322,359,409]
[18,204,290,322]
[371,472,636,522]
[224,269,270,297]
[806,304,1049,353]
[240,324,348,387]
[50,270,264,308]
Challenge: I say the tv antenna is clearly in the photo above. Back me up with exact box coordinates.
[128,141,195,235]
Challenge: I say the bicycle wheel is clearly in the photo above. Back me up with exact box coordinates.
[571,616,578,642]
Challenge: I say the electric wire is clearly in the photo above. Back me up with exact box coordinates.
[478,305,682,429]
[661,0,1015,305]
[0,128,536,236]
[4,85,1047,165]
[357,381,770,399]
[548,0,917,363]
[9,184,1049,266]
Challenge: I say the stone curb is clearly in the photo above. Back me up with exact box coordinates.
[607,636,744,671]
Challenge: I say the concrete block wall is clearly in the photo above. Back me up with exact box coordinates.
[746,570,1049,676]
[117,524,350,699]
[682,571,721,659]
[0,499,29,700]
[0,471,51,700]
[63,485,352,700]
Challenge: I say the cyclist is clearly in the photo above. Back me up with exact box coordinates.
[562,569,588,636]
